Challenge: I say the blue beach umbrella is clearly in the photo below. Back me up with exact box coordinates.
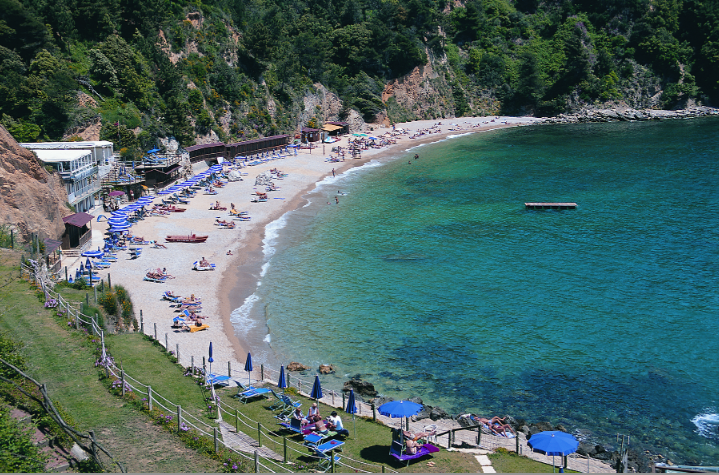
[81,248,104,258]
[345,389,357,438]
[378,400,423,431]
[244,352,253,387]
[528,431,578,472]
[310,375,323,400]
[207,341,214,383]
[278,365,287,390]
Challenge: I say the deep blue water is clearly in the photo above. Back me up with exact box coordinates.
[242,118,719,463]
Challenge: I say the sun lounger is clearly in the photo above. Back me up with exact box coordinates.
[144,275,166,283]
[206,373,230,386]
[389,440,439,466]
[236,387,272,404]
[303,431,337,448]
[278,417,306,434]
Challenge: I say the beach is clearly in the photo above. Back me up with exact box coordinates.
[82,116,540,374]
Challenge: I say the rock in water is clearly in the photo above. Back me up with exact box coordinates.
[318,364,335,374]
[286,362,311,372]
[343,377,378,398]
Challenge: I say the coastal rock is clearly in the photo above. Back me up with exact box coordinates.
[0,125,70,242]
[286,362,311,372]
[413,405,452,421]
[343,376,378,398]
[370,396,394,407]
[318,364,335,374]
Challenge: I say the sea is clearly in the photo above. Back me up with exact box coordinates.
[232,117,719,464]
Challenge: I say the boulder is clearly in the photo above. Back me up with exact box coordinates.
[370,396,394,407]
[286,362,311,372]
[318,364,335,374]
[430,406,451,421]
[343,377,378,398]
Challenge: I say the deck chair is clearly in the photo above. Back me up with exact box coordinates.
[206,373,231,386]
[269,389,287,411]
[313,446,341,472]
[236,387,272,404]
[389,440,440,466]
[303,431,336,448]
[277,395,302,419]
[278,417,305,435]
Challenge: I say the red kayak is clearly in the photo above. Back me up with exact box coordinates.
[166,234,208,243]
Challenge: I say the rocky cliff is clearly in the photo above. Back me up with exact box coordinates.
[0,125,70,242]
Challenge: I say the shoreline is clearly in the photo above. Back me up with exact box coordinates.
[85,116,539,391]
[219,118,538,366]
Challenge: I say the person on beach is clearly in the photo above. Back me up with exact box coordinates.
[314,419,329,435]
[327,411,349,436]
[307,403,321,423]
[332,168,335,177]
[335,196,339,204]
[292,407,307,425]
[227,249,233,255]
[414,154,419,159]
[200,257,210,267]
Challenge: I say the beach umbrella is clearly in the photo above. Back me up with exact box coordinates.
[111,210,129,216]
[108,225,131,233]
[85,258,92,268]
[378,400,422,431]
[108,190,125,197]
[345,389,357,438]
[81,248,104,258]
[310,375,323,400]
[528,431,578,472]
[277,365,287,390]
[244,352,253,387]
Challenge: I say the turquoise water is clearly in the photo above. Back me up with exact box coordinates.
[249,119,719,463]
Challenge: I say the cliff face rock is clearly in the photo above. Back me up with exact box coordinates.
[0,125,70,242]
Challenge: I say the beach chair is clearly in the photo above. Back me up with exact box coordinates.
[206,373,231,386]
[276,394,302,419]
[313,442,342,472]
[278,417,305,435]
[236,387,272,404]
[304,431,337,448]
[269,389,287,411]
[388,440,440,466]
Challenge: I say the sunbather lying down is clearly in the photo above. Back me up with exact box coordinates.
[402,429,436,442]
[470,415,516,436]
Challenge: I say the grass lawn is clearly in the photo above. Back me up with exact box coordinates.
[0,250,222,473]
[489,449,580,473]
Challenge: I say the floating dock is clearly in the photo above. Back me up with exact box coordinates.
[525,202,577,210]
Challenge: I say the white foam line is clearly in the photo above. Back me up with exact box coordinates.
[230,292,260,331]
[262,213,290,259]
[692,411,719,438]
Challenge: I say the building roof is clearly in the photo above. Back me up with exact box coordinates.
[227,135,290,146]
[326,121,349,126]
[20,141,113,149]
[301,127,320,133]
[44,238,62,254]
[62,212,94,228]
[185,142,225,152]
[34,149,92,163]
[322,124,343,132]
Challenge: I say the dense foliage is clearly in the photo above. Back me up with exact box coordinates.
[1,0,718,149]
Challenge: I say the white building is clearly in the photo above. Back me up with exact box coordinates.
[33,149,99,213]
[20,141,115,178]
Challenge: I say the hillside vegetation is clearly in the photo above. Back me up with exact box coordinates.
[1,0,718,153]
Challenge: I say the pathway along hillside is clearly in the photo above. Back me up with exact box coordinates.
[0,249,222,473]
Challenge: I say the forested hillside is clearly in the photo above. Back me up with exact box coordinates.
[1,0,718,155]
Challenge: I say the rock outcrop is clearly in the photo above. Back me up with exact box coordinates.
[286,362,311,372]
[539,106,719,125]
[0,125,70,242]
[343,376,378,398]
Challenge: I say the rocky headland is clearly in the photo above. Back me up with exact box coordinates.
[538,106,719,125]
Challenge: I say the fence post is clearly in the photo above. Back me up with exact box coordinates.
[342,392,345,410]
[214,428,218,453]
[372,403,376,421]
[287,373,290,387]
[108,272,111,289]
[165,333,168,351]
[140,310,144,334]
[176,343,180,363]
[261,364,264,381]
[477,426,481,446]
[91,316,96,336]
[177,405,182,434]
[191,356,195,375]
[94,285,97,303]
[257,422,262,447]
[331,449,335,472]
[203,357,206,376]
[154,323,157,340]
[64,266,67,281]
[283,435,287,463]
[10,229,13,249]
[382,465,385,473]
[148,386,153,411]
[86,292,89,306]
[236,409,239,433]
[254,450,259,473]
[228,361,231,378]
[447,430,452,449]
[516,433,519,453]
[121,370,125,396]
[75,311,79,330]
[332,390,335,406]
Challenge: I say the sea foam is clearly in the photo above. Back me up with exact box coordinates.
[230,292,260,331]
[692,411,719,439]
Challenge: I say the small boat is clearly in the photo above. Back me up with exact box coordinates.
[166,234,209,243]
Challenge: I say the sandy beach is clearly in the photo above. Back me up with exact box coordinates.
[83,116,540,374]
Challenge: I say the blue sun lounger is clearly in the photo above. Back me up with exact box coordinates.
[389,440,440,466]
[206,373,231,387]
[236,387,272,404]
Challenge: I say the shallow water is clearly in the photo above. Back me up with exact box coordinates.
[238,118,719,464]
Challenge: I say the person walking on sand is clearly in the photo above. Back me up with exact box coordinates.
[332,168,335,177]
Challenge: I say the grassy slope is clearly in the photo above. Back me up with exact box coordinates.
[1,249,563,473]
[0,250,221,473]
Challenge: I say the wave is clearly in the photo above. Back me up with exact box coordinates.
[230,292,260,332]
[263,213,290,259]
[692,411,719,439]
[404,132,474,151]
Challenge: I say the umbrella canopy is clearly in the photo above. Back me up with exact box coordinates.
[108,225,131,232]
[147,148,160,154]
[345,389,358,438]
[108,191,125,197]
[278,365,287,389]
[107,218,130,226]
[157,189,173,195]
[85,258,92,268]
[111,210,129,216]
[244,352,253,386]
[378,400,422,418]
[310,375,323,400]
[528,431,578,457]
[81,249,104,258]
[208,342,214,363]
